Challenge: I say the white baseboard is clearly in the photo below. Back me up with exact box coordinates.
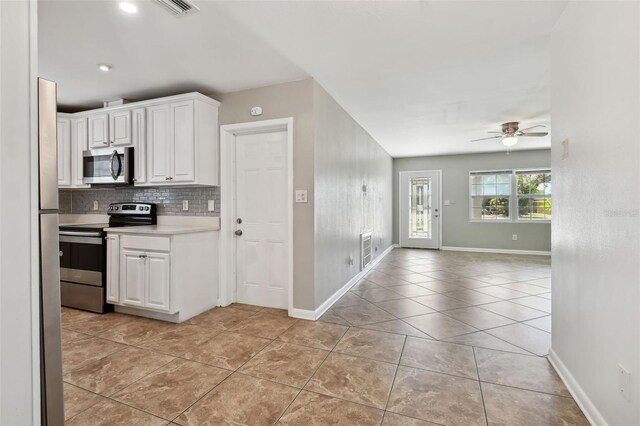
[441,246,551,256]
[292,244,395,321]
[548,348,606,426]
[289,308,316,321]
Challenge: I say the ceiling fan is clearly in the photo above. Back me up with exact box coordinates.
[471,122,549,147]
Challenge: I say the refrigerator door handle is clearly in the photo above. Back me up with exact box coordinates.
[38,78,59,211]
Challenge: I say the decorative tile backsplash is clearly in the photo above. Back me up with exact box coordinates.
[59,186,220,216]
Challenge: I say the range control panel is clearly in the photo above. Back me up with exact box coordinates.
[108,202,156,215]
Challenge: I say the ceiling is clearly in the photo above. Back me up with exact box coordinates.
[39,0,567,157]
[38,0,309,111]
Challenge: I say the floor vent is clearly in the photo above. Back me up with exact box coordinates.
[361,232,373,270]
[154,0,200,16]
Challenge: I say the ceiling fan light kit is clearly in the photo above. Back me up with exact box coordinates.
[502,136,518,146]
[471,121,549,148]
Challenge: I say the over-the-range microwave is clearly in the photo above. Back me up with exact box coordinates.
[83,147,134,185]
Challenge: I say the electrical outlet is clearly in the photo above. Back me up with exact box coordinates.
[182,200,189,211]
[512,234,518,241]
[207,200,215,212]
[93,200,99,210]
[618,364,632,401]
[295,190,308,203]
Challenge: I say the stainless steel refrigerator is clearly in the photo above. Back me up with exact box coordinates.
[38,77,64,425]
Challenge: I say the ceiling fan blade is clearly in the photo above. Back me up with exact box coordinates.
[471,135,502,142]
[518,124,547,133]
[519,132,549,137]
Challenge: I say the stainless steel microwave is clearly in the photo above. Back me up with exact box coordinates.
[83,147,134,185]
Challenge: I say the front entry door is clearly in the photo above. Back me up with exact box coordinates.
[235,130,288,309]
[399,171,441,249]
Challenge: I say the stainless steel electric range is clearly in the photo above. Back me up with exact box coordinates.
[59,202,157,313]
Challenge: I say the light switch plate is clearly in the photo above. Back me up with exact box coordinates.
[444,200,451,206]
[93,200,99,210]
[207,200,215,211]
[295,190,308,203]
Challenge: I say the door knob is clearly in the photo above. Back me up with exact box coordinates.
[235,229,243,236]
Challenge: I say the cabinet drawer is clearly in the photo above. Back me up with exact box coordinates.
[120,235,170,251]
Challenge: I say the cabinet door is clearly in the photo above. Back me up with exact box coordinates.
[71,117,88,187]
[120,249,145,307]
[57,118,72,186]
[145,252,170,311]
[88,113,109,148]
[147,104,171,183]
[110,110,132,146]
[106,235,120,303]
[171,101,195,182]
[132,108,146,184]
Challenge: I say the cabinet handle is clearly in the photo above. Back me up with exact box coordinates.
[165,176,173,181]
[139,254,147,259]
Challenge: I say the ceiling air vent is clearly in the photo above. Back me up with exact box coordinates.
[154,0,200,16]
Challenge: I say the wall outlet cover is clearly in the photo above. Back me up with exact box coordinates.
[250,106,263,116]
[93,200,99,210]
[512,234,518,241]
[295,190,308,203]
[207,200,215,211]
[182,200,189,211]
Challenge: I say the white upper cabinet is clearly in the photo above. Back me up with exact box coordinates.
[171,101,195,183]
[144,95,218,186]
[57,117,72,187]
[71,117,89,187]
[110,109,132,146]
[88,113,109,149]
[61,92,219,189]
[147,103,172,183]
[131,108,146,184]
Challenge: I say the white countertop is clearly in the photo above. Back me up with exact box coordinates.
[104,224,219,235]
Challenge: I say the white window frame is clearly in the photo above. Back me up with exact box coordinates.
[469,168,551,224]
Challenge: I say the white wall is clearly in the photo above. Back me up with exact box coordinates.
[0,1,39,424]
[550,2,640,425]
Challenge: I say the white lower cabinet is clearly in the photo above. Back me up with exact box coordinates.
[106,230,218,322]
[145,251,171,311]
[119,247,170,312]
[121,249,150,308]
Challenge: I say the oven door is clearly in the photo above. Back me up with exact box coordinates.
[83,147,133,185]
[59,232,105,286]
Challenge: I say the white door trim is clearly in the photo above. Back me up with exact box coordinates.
[398,170,443,249]
[219,118,294,315]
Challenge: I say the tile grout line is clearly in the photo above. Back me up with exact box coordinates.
[473,347,490,426]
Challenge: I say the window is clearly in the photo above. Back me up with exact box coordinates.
[516,170,551,221]
[409,176,432,238]
[469,169,551,222]
[470,171,512,221]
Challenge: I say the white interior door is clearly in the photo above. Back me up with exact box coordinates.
[399,171,441,249]
[235,130,288,309]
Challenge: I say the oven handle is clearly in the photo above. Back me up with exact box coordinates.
[109,149,122,181]
[59,231,103,237]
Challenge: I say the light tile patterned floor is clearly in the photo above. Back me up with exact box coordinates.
[61,249,588,425]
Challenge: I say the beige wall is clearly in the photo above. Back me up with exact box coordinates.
[313,82,393,309]
[393,150,552,252]
[216,79,316,310]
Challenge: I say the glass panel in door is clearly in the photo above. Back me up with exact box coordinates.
[409,177,432,239]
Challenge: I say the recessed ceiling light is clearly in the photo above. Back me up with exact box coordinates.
[119,2,138,14]
[97,64,112,72]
